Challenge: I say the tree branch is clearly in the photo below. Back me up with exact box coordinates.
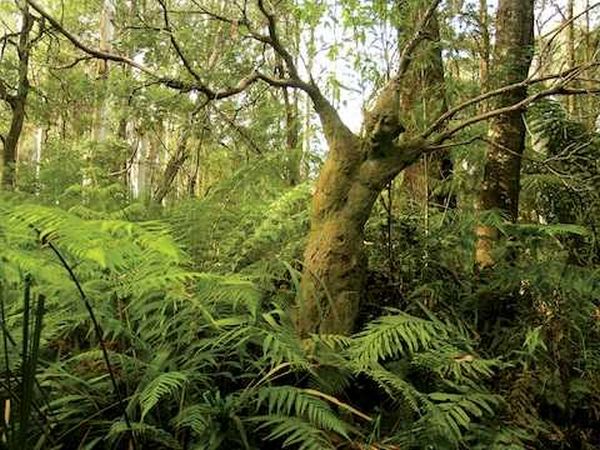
[253,0,356,145]
[26,0,262,100]
[256,0,301,80]
[157,0,204,84]
[428,84,600,145]
[422,61,600,139]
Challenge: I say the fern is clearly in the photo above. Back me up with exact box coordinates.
[139,371,189,419]
[350,310,446,366]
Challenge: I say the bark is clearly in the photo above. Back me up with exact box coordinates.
[129,129,148,199]
[1,4,33,190]
[476,0,535,268]
[295,78,425,335]
[399,9,455,210]
[153,127,194,204]
[566,0,576,115]
[282,86,301,185]
[33,127,45,183]
[92,0,116,142]
[478,0,490,93]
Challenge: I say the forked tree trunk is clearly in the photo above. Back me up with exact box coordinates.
[295,86,424,336]
[476,0,535,268]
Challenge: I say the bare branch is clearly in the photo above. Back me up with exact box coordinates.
[51,55,94,70]
[213,106,263,155]
[422,61,600,139]
[27,0,152,73]
[157,0,204,84]
[252,1,355,144]
[429,84,600,145]
[256,0,301,81]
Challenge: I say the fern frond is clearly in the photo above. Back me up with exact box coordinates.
[351,311,445,366]
[139,371,189,419]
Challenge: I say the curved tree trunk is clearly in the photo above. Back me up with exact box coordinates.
[476,0,535,268]
[295,85,424,336]
[294,1,442,336]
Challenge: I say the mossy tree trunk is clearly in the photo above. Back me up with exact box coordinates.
[476,0,535,268]
[295,85,424,336]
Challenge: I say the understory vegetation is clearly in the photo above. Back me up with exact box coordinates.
[2,0,600,448]
[1,101,599,448]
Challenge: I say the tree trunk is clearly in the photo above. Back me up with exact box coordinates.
[92,0,116,142]
[566,0,576,115]
[283,86,301,185]
[400,9,454,210]
[478,0,490,97]
[476,0,535,268]
[3,100,27,190]
[295,81,424,335]
[33,126,45,185]
[154,126,194,204]
[1,3,33,190]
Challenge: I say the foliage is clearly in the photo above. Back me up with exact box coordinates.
[0,194,511,450]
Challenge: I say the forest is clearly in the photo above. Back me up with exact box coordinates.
[0,0,599,448]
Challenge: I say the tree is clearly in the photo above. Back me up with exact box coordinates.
[0,1,35,189]
[399,4,455,210]
[26,0,600,335]
[475,0,535,268]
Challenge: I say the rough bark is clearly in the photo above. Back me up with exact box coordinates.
[478,0,490,95]
[476,0,535,268]
[566,0,576,115]
[1,3,33,190]
[399,9,455,210]
[295,76,425,335]
[153,126,194,204]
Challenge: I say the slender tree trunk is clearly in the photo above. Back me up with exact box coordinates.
[92,0,116,142]
[566,0,576,115]
[130,130,148,199]
[283,86,301,185]
[476,0,535,268]
[478,0,490,95]
[1,3,33,190]
[3,100,27,189]
[153,126,194,204]
[33,126,45,185]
